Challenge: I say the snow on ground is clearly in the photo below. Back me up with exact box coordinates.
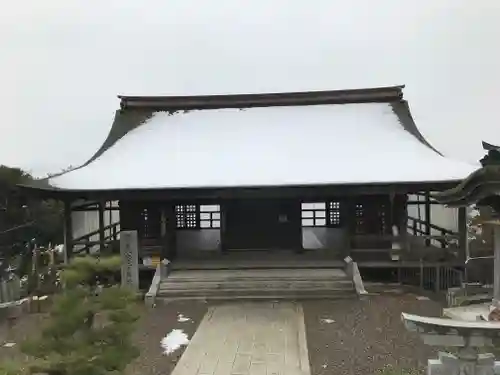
[161,329,190,355]
[320,318,335,324]
[177,314,191,323]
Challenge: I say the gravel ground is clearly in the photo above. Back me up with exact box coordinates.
[125,300,208,375]
[1,292,442,375]
[303,292,443,375]
[0,300,209,375]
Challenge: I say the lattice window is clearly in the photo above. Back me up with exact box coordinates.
[199,205,221,229]
[175,204,198,229]
[301,202,326,227]
[328,201,341,227]
[355,203,365,234]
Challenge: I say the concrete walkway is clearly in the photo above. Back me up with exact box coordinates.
[172,302,310,375]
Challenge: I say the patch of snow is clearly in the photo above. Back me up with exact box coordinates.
[416,296,430,301]
[161,329,190,355]
[321,318,335,324]
[32,295,48,301]
[50,103,478,190]
[177,314,191,323]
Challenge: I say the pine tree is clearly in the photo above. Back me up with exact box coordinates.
[1,255,141,375]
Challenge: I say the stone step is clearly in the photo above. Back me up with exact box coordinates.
[165,276,348,283]
[166,273,347,280]
[166,269,347,280]
[156,267,356,300]
[157,287,355,299]
[160,280,353,291]
[156,293,357,303]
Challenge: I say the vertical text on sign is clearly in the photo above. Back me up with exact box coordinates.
[120,231,139,291]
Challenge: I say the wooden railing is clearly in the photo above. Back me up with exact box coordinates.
[398,260,464,292]
[72,222,121,255]
[350,233,458,244]
[407,216,457,248]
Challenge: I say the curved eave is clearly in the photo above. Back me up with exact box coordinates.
[482,140,500,152]
[433,165,500,206]
[18,179,463,201]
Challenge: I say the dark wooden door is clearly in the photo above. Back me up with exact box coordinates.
[222,199,301,250]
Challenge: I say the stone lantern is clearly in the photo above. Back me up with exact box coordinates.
[401,142,500,374]
[402,313,500,375]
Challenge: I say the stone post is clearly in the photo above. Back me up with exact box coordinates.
[120,230,139,291]
[493,224,500,307]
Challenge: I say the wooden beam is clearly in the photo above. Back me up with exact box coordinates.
[407,200,444,205]
[71,201,99,210]
[27,181,461,201]
[72,206,120,212]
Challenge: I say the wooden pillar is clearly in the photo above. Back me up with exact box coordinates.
[344,197,356,257]
[297,199,304,252]
[219,202,227,253]
[458,207,468,262]
[98,201,105,253]
[63,200,73,264]
[424,191,431,247]
[395,194,408,248]
[165,204,177,260]
[160,207,167,259]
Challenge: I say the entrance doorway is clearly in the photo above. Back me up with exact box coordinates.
[222,198,302,250]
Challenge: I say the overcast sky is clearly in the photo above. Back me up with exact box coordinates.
[1,0,499,177]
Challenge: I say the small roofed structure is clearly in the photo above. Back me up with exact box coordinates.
[434,141,500,310]
[434,142,500,212]
[20,85,476,283]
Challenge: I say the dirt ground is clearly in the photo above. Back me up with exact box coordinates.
[0,300,209,375]
[1,293,442,375]
[303,292,442,375]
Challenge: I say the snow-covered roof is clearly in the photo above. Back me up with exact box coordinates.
[45,86,477,191]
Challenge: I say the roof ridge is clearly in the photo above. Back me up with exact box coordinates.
[119,85,405,111]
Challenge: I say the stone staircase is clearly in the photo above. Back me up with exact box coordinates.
[157,268,356,301]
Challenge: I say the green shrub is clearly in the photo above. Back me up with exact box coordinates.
[0,360,30,375]
[60,255,122,288]
[12,255,140,375]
